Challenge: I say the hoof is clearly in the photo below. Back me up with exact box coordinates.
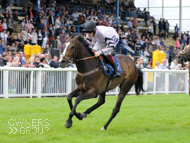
[65,120,73,128]
[76,112,83,120]
[100,126,106,131]
[82,113,87,118]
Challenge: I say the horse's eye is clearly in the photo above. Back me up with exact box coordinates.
[71,46,75,49]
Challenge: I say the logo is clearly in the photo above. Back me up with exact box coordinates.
[114,38,118,44]
[8,119,49,134]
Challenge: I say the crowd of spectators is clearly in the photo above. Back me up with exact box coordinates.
[0,0,189,70]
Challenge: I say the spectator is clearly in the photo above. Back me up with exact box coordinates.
[38,20,45,31]
[66,17,73,25]
[22,4,28,14]
[127,18,132,32]
[50,56,59,68]
[142,30,149,39]
[2,54,7,66]
[165,20,170,37]
[27,29,33,44]
[66,26,72,36]
[21,27,28,44]
[21,19,26,31]
[151,18,157,35]
[155,61,160,69]
[48,24,54,47]
[174,23,179,33]
[176,37,180,50]
[32,29,37,45]
[11,57,20,67]
[59,30,66,45]
[135,57,140,68]
[43,44,50,54]
[186,31,189,45]
[0,12,4,22]
[49,12,55,26]
[144,47,150,58]
[42,26,48,49]
[2,19,7,31]
[133,15,138,28]
[16,33,24,51]
[146,18,150,27]
[139,36,144,46]
[0,20,3,34]
[12,10,18,32]
[46,54,51,65]
[6,4,12,14]
[6,56,12,67]
[24,15,29,24]
[26,20,34,31]
[159,59,168,69]
[40,57,50,68]
[139,57,146,69]
[158,18,163,34]
[143,38,149,51]
[72,11,79,25]
[33,56,43,68]
[170,60,178,70]
[1,30,8,42]
[37,29,43,46]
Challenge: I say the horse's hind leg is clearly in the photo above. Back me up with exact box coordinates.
[101,80,134,130]
[82,92,106,118]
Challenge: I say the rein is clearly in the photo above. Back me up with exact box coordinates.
[63,39,102,76]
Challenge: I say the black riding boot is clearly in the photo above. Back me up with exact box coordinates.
[112,62,121,77]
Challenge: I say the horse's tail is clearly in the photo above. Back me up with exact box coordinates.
[135,68,145,95]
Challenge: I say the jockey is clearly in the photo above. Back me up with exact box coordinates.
[83,21,121,77]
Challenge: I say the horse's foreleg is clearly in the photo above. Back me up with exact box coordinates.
[65,88,96,128]
[82,93,106,118]
[67,88,83,120]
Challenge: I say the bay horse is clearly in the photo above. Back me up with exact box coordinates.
[176,44,190,94]
[59,34,144,130]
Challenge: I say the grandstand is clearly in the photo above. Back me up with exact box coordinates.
[0,0,189,69]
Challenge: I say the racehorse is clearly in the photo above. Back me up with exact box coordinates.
[176,44,190,94]
[59,34,145,130]
[176,44,190,63]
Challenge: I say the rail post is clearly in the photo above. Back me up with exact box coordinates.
[3,70,9,98]
[36,70,42,98]
[66,71,72,94]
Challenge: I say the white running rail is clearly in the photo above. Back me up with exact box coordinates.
[0,67,188,98]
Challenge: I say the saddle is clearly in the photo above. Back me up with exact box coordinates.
[100,52,122,76]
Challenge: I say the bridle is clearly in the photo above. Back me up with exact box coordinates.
[61,39,97,63]
[61,39,102,76]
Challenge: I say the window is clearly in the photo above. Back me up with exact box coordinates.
[163,8,179,19]
[167,20,179,30]
[182,7,190,19]
[182,0,190,6]
[182,20,190,32]
[134,0,148,8]
[149,8,162,20]
[164,0,179,7]
[149,0,162,7]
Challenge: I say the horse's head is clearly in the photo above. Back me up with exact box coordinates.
[59,34,80,63]
[176,45,190,63]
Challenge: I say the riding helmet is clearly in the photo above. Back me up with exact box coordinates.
[83,21,96,32]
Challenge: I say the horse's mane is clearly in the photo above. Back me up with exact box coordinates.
[70,34,94,56]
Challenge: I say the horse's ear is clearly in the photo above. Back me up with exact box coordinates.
[73,34,81,40]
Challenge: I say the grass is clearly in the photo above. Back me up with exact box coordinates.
[0,94,190,143]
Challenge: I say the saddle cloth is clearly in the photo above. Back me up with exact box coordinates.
[101,56,123,76]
